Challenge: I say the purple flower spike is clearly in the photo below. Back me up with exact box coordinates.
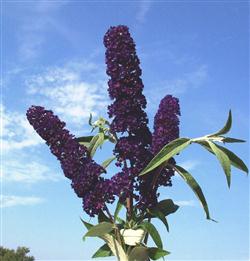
[104,25,151,135]
[104,25,153,202]
[152,95,180,154]
[26,106,109,214]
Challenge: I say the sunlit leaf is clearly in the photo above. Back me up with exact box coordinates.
[101,156,116,169]
[174,165,213,221]
[84,222,114,238]
[207,141,231,187]
[140,221,163,249]
[208,110,232,137]
[140,138,191,176]
[199,141,248,174]
[222,137,246,143]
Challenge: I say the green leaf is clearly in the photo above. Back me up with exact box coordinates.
[76,136,94,143]
[114,200,124,223]
[88,113,93,126]
[148,247,170,260]
[222,137,246,143]
[98,211,110,223]
[198,141,248,174]
[140,221,163,249]
[101,156,116,169]
[156,199,179,216]
[148,209,169,232]
[140,138,191,176]
[128,246,148,261]
[84,222,114,238]
[207,141,231,188]
[174,165,212,221]
[89,133,105,157]
[208,110,232,137]
[92,244,113,258]
[80,218,93,230]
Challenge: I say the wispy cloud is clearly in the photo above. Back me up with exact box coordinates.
[26,60,109,128]
[1,195,44,208]
[158,65,208,96]
[175,200,196,207]
[136,1,152,23]
[2,156,61,184]
[1,104,43,152]
[145,65,208,112]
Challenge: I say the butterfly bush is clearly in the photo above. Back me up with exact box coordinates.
[27,25,180,216]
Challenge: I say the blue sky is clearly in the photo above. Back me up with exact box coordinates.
[1,1,249,260]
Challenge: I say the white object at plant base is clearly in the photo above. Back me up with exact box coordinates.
[120,228,145,246]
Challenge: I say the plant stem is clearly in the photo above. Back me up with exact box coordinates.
[104,205,124,250]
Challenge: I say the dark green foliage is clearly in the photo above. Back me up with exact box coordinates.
[0,246,34,261]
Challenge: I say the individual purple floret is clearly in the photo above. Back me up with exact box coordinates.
[26,106,113,215]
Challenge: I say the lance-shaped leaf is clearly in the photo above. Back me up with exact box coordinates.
[140,138,191,176]
[89,133,105,157]
[207,110,232,137]
[114,199,124,223]
[92,243,113,258]
[173,165,212,221]
[140,221,163,249]
[80,218,93,230]
[148,247,170,260]
[222,137,246,143]
[207,141,231,188]
[129,246,148,261]
[148,208,169,232]
[198,141,248,174]
[84,222,114,238]
[101,156,116,169]
[88,113,93,126]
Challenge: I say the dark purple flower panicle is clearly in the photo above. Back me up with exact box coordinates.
[151,95,180,155]
[104,25,152,198]
[151,95,180,187]
[26,105,114,216]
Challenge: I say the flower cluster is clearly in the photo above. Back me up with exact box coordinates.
[26,106,113,216]
[27,26,181,217]
[104,25,153,200]
[151,95,180,155]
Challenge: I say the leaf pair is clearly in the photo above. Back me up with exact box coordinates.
[128,246,169,261]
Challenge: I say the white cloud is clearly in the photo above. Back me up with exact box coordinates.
[136,1,152,23]
[175,200,196,207]
[0,195,44,208]
[2,156,62,184]
[161,65,208,95]
[1,104,43,152]
[26,61,109,127]
[146,65,208,106]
